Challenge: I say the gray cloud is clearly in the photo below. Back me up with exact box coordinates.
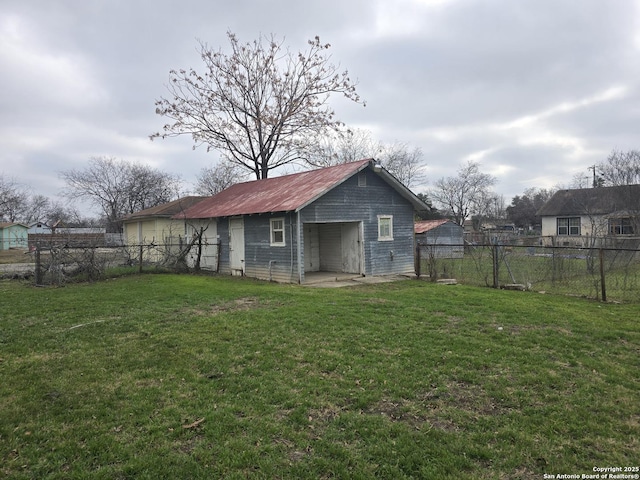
[1,0,639,217]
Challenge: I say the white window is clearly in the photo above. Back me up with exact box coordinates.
[270,218,285,246]
[378,215,393,241]
[358,171,367,187]
[557,217,580,236]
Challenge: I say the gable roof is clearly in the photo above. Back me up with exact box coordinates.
[536,184,640,217]
[414,219,460,234]
[124,196,208,220]
[0,222,28,229]
[179,159,428,219]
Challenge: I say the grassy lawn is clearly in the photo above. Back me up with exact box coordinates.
[1,274,638,479]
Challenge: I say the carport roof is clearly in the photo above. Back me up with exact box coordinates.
[177,159,427,219]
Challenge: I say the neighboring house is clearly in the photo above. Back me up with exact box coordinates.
[415,219,464,258]
[177,159,429,283]
[0,222,29,250]
[537,184,640,245]
[28,222,51,234]
[123,196,209,264]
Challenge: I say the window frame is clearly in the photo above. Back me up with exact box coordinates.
[557,217,581,236]
[270,218,286,246]
[358,171,367,187]
[609,217,634,235]
[377,215,393,241]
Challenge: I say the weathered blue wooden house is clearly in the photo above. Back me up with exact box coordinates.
[178,159,428,283]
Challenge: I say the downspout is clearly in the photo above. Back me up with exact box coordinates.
[268,260,275,282]
[297,211,303,284]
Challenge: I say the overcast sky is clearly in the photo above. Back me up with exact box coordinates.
[2,0,639,217]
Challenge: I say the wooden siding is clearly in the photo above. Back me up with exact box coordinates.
[184,220,218,270]
[318,223,343,272]
[1,225,28,250]
[123,218,188,262]
[214,166,419,283]
[241,213,298,283]
[416,222,464,259]
[304,223,320,272]
[300,169,415,277]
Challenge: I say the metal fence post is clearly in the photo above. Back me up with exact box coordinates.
[492,240,499,289]
[599,248,607,302]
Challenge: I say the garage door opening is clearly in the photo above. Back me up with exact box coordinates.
[304,222,363,277]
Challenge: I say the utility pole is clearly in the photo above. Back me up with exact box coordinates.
[588,165,597,188]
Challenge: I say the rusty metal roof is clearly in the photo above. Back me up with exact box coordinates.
[179,159,375,219]
[414,219,455,234]
[124,196,209,220]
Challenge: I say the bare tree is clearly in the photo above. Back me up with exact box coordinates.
[431,161,497,226]
[304,128,377,168]
[60,156,182,232]
[598,149,640,186]
[477,193,506,222]
[378,142,425,188]
[152,32,364,180]
[0,175,28,222]
[303,128,425,187]
[195,161,249,196]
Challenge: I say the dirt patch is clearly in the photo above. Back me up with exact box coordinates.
[307,404,346,423]
[0,249,32,264]
[366,397,437,429]
[188,297,266,317]
[419,381,506,417]
[367,381,506,432]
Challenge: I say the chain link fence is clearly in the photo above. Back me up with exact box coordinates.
[8,232,640,302]
[26,237,220,286]
[416,236,640,303]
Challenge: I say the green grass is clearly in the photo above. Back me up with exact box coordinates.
[1,274,638,479]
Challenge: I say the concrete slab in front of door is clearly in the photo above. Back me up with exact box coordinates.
[303,272,413,288]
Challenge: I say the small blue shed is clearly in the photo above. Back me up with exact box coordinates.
[177,159,429,283]
[415,219,464,259]
[0,222,29,250]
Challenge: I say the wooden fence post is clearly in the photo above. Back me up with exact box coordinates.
[138,245,143,273]
[415,243,421,278]
[35,245,43,286]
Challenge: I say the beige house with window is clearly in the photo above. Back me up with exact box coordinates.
[123,196,208,262]
[537,185,640,245]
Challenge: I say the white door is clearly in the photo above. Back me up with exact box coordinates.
[304,224,320,272]
[341,222,362,274]
[229,217,244,275]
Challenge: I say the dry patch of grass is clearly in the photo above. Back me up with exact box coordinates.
[0,249,32,264]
